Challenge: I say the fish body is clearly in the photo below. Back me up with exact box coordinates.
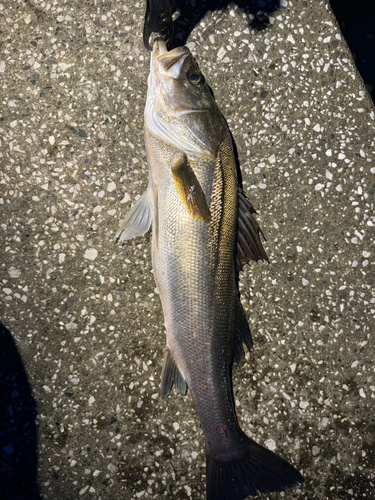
[118,40,303,499]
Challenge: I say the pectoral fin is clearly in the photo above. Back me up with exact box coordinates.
[171,153,211,223]
[160,348,187,399]
[116,184,154,242]
[236,190,268,270]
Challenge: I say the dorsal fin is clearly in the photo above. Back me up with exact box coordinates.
[236,191,268,270]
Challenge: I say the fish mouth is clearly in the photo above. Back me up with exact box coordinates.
[153,39,189,79]
[153,38,168,57]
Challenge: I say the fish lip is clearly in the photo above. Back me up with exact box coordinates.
[152,41,190,79]
[153,38,168,57]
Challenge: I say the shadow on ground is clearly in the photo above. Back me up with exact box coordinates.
[169,0,281,47]
[0,322,39,500]
[330,0,375,103]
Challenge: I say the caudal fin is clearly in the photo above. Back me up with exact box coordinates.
[206,435,304,500]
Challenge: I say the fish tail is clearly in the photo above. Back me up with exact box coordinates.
[205,434,304,500]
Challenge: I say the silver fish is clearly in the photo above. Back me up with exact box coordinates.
[117,39,303,499]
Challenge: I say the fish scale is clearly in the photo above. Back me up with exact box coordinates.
[117,39,304,500]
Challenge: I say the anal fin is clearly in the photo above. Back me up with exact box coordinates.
[171,152,211,223]
[160,348,187,399]
[236,190,268,270]
[232,297,253,366]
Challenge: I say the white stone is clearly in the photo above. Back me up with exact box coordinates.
[268,154,276,164]
[8,267,21,278]
[121,192,131,203]
[107,463,118,473]
[84,248,97,261]
[265,439,276,451]
[107,182,116,192]
[58,62,71,71]
[184,486,192,497]
[88,396,95,406]
[79,486,89,496]
[217,47,226,60]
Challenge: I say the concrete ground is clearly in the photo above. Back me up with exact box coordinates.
[1,0,374,499]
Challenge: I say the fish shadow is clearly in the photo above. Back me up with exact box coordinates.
[169,0,281,47]
[0,322,40,500]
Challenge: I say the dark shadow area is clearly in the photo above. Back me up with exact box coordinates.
[0,322,40,500]
[330,0,375,103]
[169,0,281,47]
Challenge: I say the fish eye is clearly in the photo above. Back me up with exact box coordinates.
[188,72,204,86]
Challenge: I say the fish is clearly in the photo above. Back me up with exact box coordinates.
[117,39,304,500]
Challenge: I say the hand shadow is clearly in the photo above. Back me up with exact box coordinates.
[0,322,40,500]
[169,0,281,47]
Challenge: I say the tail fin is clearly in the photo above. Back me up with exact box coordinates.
[206,435,304,500]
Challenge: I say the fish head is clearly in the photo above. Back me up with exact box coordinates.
[150,40,213,114]
[145,39,226,157]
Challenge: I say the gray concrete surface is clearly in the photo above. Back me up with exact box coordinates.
[1,0,374,499]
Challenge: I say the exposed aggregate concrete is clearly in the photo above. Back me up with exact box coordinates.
[0,0,374,499]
